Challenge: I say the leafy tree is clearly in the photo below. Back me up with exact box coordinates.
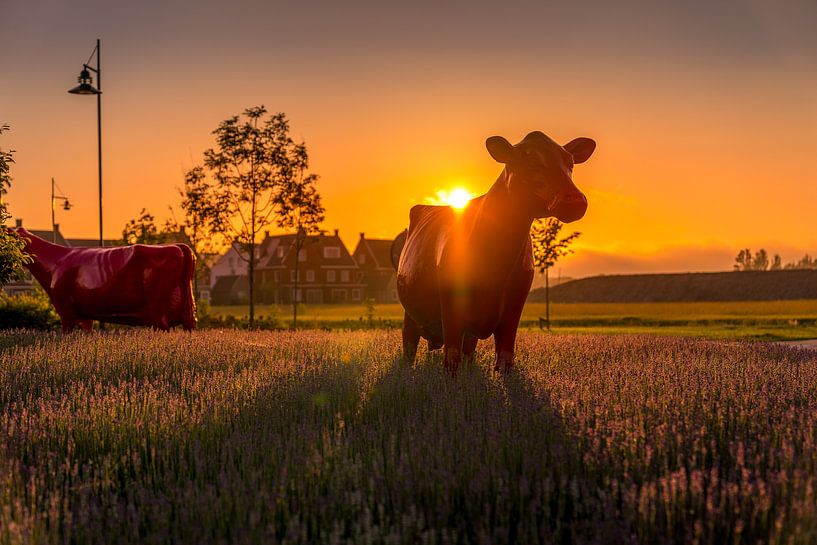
[734,249,753,271]
[186,106,318,327]
[122,208,171,245]
[770,254,782,271]
[752,248,769,271]
[0,124,31,285]
[530,218,580,330]
[180,166,222,298]
[275,159,324,327]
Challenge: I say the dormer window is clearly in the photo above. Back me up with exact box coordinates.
[324,247,341,259]
[276,247,284,258]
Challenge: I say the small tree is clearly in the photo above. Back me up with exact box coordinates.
[275,158,325,328]
[734,249,753,271]
[0,124,31,285]
[122,208,174,245]
[770,254,782,271]
[530,218,580,330]
[187,106,311,327]
[180,166,222,298]
[752,249,769,271]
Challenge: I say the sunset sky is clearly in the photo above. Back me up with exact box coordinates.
[2,0,816,277]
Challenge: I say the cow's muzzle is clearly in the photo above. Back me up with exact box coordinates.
[550,192,587,223]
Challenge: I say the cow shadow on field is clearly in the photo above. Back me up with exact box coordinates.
[341,348,631,544]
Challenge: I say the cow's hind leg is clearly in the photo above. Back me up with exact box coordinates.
[402,312,421,365]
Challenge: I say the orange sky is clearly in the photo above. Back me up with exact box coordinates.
[2,0,816,277]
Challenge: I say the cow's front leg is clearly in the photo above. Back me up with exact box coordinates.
[441,302,465,375]
[78,320,94,331]
[462,334,478,362]
[401,312,421,365]
[494,302,526,373]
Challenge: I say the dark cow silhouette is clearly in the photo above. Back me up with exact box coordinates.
[393,131,594,372]
[15,228,196,332]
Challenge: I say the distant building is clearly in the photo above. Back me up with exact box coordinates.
[209,230,371,305]
[351,233,398,303]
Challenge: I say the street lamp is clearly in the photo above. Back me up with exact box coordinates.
[67,38,103,247]
[51,177,72,243]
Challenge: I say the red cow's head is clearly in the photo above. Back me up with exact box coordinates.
[486,131,594,222]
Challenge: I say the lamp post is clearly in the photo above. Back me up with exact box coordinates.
[51,177,72,243]
[67,38,103,247]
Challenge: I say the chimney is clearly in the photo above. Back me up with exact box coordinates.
[334,228,339,237]
[359,232,365,239]
[15,218,22,228]
[264,230,270,239]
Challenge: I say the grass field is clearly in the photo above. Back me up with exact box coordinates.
[3,329,817,543]
[210,300,817,340]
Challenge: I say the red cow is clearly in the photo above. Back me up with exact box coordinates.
[15,228,196,332]
[394,131,595,372]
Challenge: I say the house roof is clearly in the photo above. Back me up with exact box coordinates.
[210,274,248,300]
[257,232,357,269]
[353,237,396,270]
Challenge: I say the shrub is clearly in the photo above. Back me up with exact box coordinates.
[0,288,59,330]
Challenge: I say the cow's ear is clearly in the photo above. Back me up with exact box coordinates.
[564,137,596,164]
[486,136,515,164]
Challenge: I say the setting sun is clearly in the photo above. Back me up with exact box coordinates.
[428,187,475,210]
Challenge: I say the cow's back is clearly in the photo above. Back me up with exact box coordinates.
[396,205,455,336]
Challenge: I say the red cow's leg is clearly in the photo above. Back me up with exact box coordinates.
[441,304,464,375]
[402,312,422,365]
[79,320,94,331]
[494,300,526,372]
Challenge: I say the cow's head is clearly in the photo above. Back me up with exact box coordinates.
[486,131,594,222]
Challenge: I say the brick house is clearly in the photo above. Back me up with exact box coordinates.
[351,233,399,303]
[256,230,365,304]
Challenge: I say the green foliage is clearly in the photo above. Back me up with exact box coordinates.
[121,208,182,245]
[0,124,32,286]
[0,287,59,330]
[185,106,324,327]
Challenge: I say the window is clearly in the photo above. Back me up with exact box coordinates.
[351,289,361,301]
[340,270,350,282]
[306,270,315,282]
[292,288,302,302]
[357,253,366,264]
[299,249,307,262]
[290,270,297,282]
[276,247,284,258]
[331,289,348,303]
[326,270,336,282]
[324,247,341,259]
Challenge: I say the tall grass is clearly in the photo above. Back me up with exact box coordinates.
[1,330,816,543]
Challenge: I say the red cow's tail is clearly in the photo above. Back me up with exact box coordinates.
[176,243,197,330]
[390,229,408,271]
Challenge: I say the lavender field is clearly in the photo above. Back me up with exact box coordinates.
[2,330,817,544]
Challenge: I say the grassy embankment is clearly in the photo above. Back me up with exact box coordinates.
[211,300,817,340]
[2,329,817,543]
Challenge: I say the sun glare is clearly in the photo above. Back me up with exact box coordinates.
[427,187,474,210]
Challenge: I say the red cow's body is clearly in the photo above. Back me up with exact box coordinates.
[16,228,196,332]
[394,131,595,372]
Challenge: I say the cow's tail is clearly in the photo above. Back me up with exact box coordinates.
[390,229,408,271]
[176,243,197,330]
